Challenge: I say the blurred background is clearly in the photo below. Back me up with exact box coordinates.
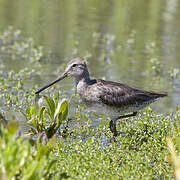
[0,0,179,113]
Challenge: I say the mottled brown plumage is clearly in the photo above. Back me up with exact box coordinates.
[79,79,167,107]
[35,58,167,136]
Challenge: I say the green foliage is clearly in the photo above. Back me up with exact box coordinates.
[42,107,179,179]
[0,26,43,62]
[26,94,68,139]
[1,108,179,179]
[0,121,56,180]
[0,27,179,179]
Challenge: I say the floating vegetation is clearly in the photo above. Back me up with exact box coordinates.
[0,26,43,62]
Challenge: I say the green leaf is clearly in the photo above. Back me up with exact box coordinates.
[30,106,36,118]
[55,98,68,129]
[7,120,18,135]
[47,134,56,148]
[43,95,55,120]
[36,145,49,160]
[55,92,60,105]
[38,106,46,122]
[43,160,57,177]
[27,115,36,128]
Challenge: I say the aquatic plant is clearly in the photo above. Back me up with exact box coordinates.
[0,121,56,179]
[26,94,68,140]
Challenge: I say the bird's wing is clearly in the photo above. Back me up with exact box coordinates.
[96,79,165,107]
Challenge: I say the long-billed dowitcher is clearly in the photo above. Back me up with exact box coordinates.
[35,58,167,136]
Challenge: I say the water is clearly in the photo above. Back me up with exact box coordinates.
[0,0,180,114]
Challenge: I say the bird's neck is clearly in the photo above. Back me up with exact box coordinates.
[75,69,90,85]
[76,75,91,87]
[76,72,91,96]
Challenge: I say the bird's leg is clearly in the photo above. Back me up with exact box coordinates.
[109,120,118,137]
[117,112,137,120]
[109,112,137,137]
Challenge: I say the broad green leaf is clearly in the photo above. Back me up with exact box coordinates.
[43,95,55,120]
[47,134,56,148]
[55,99,68,129]
[54,101,62,120]
[7,120,18,135]
[36,146,49,160]
[59,99,68,121]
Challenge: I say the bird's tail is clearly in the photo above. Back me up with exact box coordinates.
[150,91,168,99]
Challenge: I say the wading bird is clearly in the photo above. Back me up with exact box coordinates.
[35,58,167,136]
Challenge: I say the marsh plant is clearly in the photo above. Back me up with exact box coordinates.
[26,94,68,140]
[0,121,57,179]
[0,28,180,179]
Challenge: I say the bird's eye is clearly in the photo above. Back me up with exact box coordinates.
[72,64,77,67]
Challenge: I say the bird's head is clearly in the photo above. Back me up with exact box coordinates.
[35,58,88,94]
[64,58,87,78]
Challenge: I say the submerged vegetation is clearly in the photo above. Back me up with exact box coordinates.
[0,28,180,179]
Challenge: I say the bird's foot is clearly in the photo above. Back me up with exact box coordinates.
[109,120,118,137]
[109,120,127,138]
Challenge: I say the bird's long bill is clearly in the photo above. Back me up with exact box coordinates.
[35,73,67,94]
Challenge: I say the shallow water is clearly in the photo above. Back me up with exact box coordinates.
[0,0,180,114]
